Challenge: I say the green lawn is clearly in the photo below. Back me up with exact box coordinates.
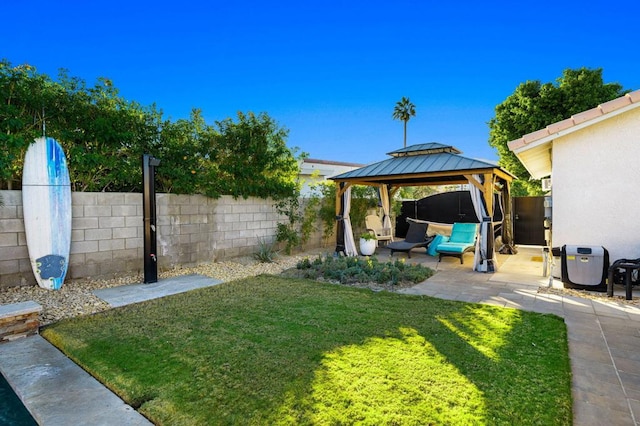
[42,276,572,425]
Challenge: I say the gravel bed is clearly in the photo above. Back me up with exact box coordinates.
[0,249,328,325]
[538,285,640,305]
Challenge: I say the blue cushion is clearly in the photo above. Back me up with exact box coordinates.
[436,242,473,254]
[436,223,477,255]
[427,235,448,256]
[448,223,477,244]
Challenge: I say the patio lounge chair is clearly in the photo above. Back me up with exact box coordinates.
[436,222,477,264]
[365,214,393,245]
[387,221,433,258]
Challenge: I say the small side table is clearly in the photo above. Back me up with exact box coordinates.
[608,261,640,300]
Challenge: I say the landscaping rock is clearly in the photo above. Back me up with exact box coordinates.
[0,249,328,325]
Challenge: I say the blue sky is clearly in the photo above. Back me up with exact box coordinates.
[3,0,639,164]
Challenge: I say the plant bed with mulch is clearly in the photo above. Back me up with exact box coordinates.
[280,254,434,292]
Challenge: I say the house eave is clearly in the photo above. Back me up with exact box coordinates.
[508,98,640,180]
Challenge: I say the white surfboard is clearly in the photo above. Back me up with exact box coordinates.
[22,137,72,290]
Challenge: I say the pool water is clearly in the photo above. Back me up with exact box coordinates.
[0,373,36,425]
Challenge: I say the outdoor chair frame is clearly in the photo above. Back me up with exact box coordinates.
[436,222,477,264]
[365,214,393,246]
[387,221,434,258]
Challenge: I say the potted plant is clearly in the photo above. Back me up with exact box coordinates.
[359,232,377,256]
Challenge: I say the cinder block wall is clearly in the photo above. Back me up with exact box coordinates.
[0,191,324,288]
[0,192,30,287]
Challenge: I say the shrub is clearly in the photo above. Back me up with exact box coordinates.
[253,237,278,263]
[295,255,433,286]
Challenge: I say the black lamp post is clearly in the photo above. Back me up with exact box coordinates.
[335,182,346,256]
[142,154,160,283]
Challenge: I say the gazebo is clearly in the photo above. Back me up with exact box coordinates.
[329,143,516,272]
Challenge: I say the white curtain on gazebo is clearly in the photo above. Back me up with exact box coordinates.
[469,174,497,272]
[343,186,358,257]
[379,184,392,230]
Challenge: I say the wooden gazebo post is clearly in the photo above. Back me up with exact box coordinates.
[499,181,517,253]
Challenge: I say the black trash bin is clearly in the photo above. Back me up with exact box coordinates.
[561,245,609,291]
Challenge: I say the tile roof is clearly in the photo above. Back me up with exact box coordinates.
[508,89,640,151]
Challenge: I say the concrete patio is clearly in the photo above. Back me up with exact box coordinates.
[389,244,640,426]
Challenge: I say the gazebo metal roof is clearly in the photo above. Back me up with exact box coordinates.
[331,143,515,187]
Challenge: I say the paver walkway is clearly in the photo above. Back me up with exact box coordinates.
[92,274,223,307]
[396,246,640,425]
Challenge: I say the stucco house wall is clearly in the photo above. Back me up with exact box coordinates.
[299,159,364,196]
[552,107,640,261]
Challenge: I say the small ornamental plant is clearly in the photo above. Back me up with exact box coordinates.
[253,237,278,263]
[360,232,377,241]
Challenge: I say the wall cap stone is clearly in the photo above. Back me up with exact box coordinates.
[0,300,42,320]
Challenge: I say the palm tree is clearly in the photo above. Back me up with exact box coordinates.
[392,97,416,148]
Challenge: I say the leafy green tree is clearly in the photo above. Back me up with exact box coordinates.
[0,61,52,188]
[398,186,436,200]
[54,76,162,192]
[489,67,626,195]
[1,59,303,200]
[209,112,301,200]
[392,96,416,148]
[0,60,162,191]
[155,109,215,194]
